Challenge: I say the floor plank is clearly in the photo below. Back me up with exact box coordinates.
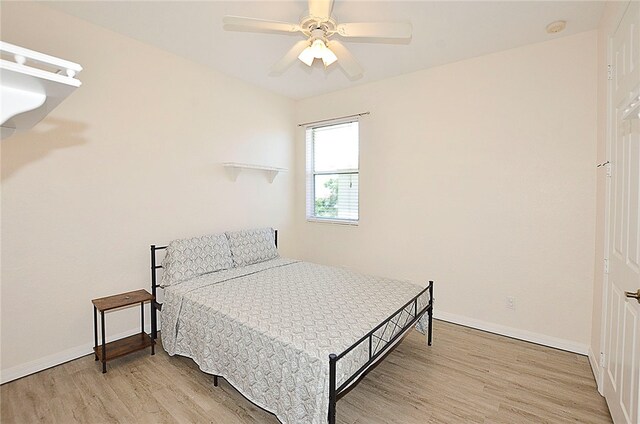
[0,320,611,423]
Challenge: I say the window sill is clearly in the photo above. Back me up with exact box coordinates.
[306,217,359,226]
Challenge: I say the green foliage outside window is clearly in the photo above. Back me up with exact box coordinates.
[315,178,338,217]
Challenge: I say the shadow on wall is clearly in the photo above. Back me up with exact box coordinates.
[1,117,88,181]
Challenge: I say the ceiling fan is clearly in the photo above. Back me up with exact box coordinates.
[222,0,412,79]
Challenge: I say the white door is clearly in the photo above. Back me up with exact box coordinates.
[604,2,640,423]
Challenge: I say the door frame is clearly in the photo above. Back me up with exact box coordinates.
[596,32,612,396]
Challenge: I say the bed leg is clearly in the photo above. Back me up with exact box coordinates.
[328,353,337,424]
[213,375,218,387]
[428,281,434,346]
[151,304,157,340]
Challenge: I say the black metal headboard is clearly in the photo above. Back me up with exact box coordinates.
[149,229,278,340]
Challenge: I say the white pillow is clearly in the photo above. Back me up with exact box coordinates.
[226,227,278,267]
[161,233,233,286]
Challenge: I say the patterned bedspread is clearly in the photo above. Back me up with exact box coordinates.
[161,258,430,424]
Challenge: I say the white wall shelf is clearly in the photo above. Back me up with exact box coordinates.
[0,41,83,138]
[222,162,287,183]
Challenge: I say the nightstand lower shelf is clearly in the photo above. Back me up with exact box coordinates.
[94,332,154,362]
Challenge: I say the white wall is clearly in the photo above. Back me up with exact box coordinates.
[0,1,602,384]
[295,31,598,352]
[0,3,296,382]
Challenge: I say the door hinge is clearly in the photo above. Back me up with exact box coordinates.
[606,163,612,177]
[604,258,609,274]
[600,352,606,367]
[597,160,611,176]
[607,64,613,81]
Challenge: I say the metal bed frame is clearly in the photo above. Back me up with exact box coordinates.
[149,230,434,424]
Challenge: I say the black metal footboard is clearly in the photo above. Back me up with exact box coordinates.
[327,281,434,424]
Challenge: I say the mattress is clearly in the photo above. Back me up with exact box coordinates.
[161,258,430,424]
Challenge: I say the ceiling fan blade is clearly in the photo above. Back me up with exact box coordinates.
[327,40,363,79]
[308,0,334,20]
[223,15,301,33]
[270,39,310,74]
[336,22,412,39]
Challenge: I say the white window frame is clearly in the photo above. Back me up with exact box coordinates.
[305,119,360,225]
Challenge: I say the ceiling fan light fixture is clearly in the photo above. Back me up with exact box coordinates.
[298,45,316,66]
[298,39,337,67]
[321,47,337,66]
[310,39,326,57]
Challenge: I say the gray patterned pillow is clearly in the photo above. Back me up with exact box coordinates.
[161,233,233,286]
[226,227,278,267]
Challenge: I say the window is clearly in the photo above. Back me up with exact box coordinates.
[306,120,359,224]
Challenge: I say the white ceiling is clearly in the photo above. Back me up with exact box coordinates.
[45,1,605,100]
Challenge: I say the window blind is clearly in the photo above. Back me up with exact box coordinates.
[305,120,359,223]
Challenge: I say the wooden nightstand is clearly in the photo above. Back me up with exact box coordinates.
[92,289,155,373]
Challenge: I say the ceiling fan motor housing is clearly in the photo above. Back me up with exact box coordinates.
[310,28,327,42]
[301,16,337,38]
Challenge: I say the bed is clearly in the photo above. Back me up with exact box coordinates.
[150,228,433,424]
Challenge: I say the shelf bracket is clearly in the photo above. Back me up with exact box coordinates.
[1,86,46,127]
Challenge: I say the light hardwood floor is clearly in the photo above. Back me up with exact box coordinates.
[0,320,612,423]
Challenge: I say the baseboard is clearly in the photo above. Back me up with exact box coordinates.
[2,312,591,384]
[0,325,150,385]
[434,311,589,355]
[588,347,604,395]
